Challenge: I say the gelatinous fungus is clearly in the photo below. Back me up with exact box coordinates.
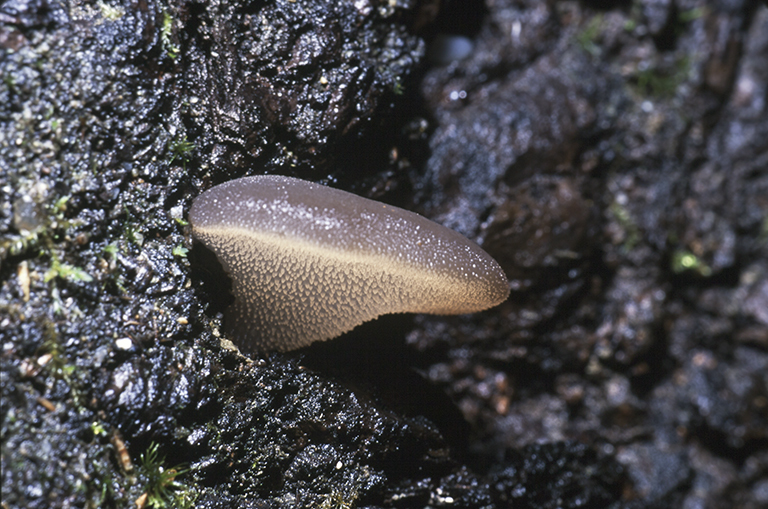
[190,176,509,353]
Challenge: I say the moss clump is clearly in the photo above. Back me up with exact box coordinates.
[168,136,195,166]
[137,443,194,509]
[671,249,712,277]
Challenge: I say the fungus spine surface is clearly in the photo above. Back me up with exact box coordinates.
[189,175,509,353]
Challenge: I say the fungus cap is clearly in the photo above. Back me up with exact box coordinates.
[190,175,509,353]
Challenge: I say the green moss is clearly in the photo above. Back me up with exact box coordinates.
[2,73,16,90]
[635,57,690,98]
[576,14,604,57]
[90,421,108,437]
[172,245,188,258]
[609,201,640,252]
[169,135,195,170]
[44,254,93,283]
[2,227,42,259]
[86,457,122,507]
[678,7,705,23]
[320,490,358,509]
[174,488,199,509]
[122,206,145,247]
[671,249,711,277]
[98,0,125,21]
[37,330,88,408]
[139,443,193,509]
[1,193,92,286]
[161,10,181,60]
[100,242,129,294]
[39,198,93,282]
[392,77,405,96]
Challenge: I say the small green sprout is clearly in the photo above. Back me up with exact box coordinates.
[44,254,94,283]
[392,78,405,96]
[38,335,83,407]
[609,201,640,251]
[90,421,108,437]
[635,57,690,97]
[139,443,189,509]
[52,195,70,217]
[320,490,358,509]
[672,249,712,277]
[162,10,181,59]
[577,14,604,57]
[678,7,705,23]
[174,488,199,509]
[172,245,188,258]
[3,73,16,89]
[169,136,195,166]
[123,219,145,247]
[98,0,125,21]
[2,228,41,258]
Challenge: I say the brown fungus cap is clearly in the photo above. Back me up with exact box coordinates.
[190,175,509,353]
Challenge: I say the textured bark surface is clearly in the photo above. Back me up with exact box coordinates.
[2,0,767,507]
